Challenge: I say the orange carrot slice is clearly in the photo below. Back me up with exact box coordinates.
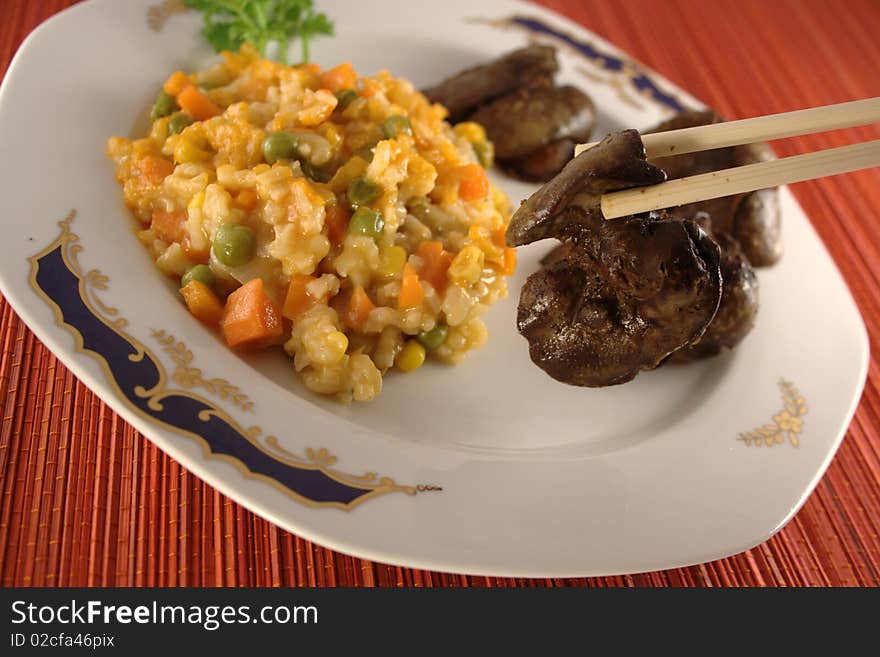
[282,274,318,320]
[221,278,283,348]
[324,203,351,246]
[458,163,489,201]
[319,63,358,93]
[398,263,424,309]
[416,240,454,293]
[177,85,220,121]
[163,71,191,96]
[138,155,174,186]
[180,280,224,326]
[151,208,186,243]
[501,247,517,276]
[344,286,375,329]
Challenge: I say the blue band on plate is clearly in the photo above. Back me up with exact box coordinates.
[31,230,416,509]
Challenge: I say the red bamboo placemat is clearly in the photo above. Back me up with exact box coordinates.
[1,0,879,587]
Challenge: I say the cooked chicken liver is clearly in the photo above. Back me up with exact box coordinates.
[472,85,593,160]
[502,139,578,182]
[647,110,782,266]
[508,130,723,386]
[669,215,759,361]
[424,45,595,179]
[422,45,559,122]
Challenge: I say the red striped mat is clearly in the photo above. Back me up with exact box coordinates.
[1,0,878,586]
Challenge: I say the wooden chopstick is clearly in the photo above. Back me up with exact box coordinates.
[575,97,880,157]
[571,97,880,219]
[600,139,880,220]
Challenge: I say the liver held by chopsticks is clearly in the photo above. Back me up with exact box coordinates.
[507,127,768,387]
[646,110,782,267]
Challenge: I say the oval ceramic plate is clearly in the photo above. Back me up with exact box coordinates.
[0,0,868,577]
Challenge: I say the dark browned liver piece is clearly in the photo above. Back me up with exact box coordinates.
[669,214,760,362]
[647,110,782,267]
[508,130,723,387]
[470,85,595,181]
[422,44,559,122]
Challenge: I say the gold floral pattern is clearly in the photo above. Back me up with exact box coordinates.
[152,329,254,411]
[738,380,808,447]
[575,64,646,111]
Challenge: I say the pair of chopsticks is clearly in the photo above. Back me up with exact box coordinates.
[573,97,880,220]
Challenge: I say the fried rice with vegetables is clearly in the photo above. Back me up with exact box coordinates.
[107,46,515,403]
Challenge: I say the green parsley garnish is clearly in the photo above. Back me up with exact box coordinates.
[183,0,334,64]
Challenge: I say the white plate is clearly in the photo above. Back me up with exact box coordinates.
[0,0,868,577]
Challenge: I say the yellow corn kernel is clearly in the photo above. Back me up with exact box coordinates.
[132,138,158,157]
[437,137,459,164]
[319,330,349,365]
[468,225,504,262]
[318,122,343,150]
[448,245,485,285]
[328,156,368,194]
[150,117,170,143]
[174,138,210,164]
[377,245,407,277]
[188,189,205,210]
[453,121,486,143]
[396,340,426,372]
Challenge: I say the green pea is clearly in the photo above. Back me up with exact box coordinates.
[417,324,448,350]
[356,146,375,163]
[181,264,215,289]
[334,89,358,110]
[167,112,193,135]
[262,131,299,164]
[473,142,494,168]
[346,177,381,208]
[348,207,384,239]
[382,114,412,139]
[212,224,256,267]
[151,91,177,121]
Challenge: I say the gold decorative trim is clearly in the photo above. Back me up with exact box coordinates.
[147,0,187,31]
[575,64,645,111]
[738,379,807,447]
[28,212,441,510]
[83,270,128,329]
[152,329,254,411]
